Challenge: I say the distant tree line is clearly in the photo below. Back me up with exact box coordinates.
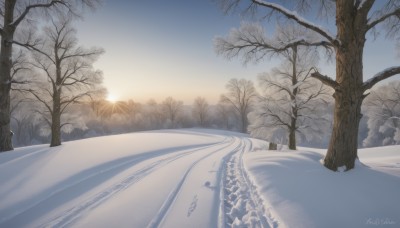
[9,94,239,147]
[10,72,400,149]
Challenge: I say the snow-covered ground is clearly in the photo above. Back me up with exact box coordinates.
[0,129,399,228]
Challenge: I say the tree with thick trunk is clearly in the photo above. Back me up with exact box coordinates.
[25,17,103,147]
[0,0,100,152]
[220,78,257,133]
[216,0,400,171]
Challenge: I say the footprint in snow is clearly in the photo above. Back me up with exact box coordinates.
[187,195,198,217]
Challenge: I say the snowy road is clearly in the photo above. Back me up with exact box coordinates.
[0,130,273,228]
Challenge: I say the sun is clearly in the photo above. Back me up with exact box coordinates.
[106,94,118,103]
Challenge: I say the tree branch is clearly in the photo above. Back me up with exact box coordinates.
[61,49,103,61]
[261,107,291,128]
[363,66,400,91]
[367,7,400,31]
[19,89,53,114]
[11,1,66,28]
[34,110,52,127]
[220,95,241,114]
[60,92,91,114]
[310,68,338,89]
[251,0,338,46]
[215,23,333,64]
[12,40,56,64]
[60,122,71,129]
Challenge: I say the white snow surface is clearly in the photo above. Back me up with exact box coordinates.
[0,129,399,228]
[246,144,400,228]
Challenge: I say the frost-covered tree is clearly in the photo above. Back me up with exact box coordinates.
[143,99,164,130]
[223,23,332,149]
[125,99,143,130]
[216,0,400,171]
[26,17,103,147]
[192,97,209,127]
[248,56,331,150]
[220,78,257,133]
[161,97,183,128]
[0,0,100,151]
[214,102,234,130]
[10,91,51,146]
[363,81,400,147]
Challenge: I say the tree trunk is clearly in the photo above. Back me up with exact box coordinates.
[268,142,277,150]
[50,91,61,147]
[288,127,296,150]
[241,112,247,133]
[288,47,298,150]
[0,0,16,152]
[324,0,366,171]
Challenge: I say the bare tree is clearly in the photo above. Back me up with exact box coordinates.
[143,99,164,130]
[216,102,233,130]
[235,24,332,150]
[221,78,257,133]
[125,99,143,130]
[161,97,183,128]
[26,17,103,147]
[192,97,210,127]
[249,72,332,150]
[363,81,400,147]
[216,0,400,171]
[0,0,100,151]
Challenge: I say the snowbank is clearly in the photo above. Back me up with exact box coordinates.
[244,144,400,228]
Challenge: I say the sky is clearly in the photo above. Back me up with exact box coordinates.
[75,0,400,104]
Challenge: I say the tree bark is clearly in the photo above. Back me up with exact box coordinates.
[288,128,296,150]
[241,111,248,133]
[50,90,61,147]
[0,39,13,151]
[0,0,16,152]
[323,0,366,171]
[288,47,298,150]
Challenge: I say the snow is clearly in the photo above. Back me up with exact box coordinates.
[253,0,337,41]
[357,0,368,10]
[245,143,400,228]
[364,67,400,86]
[1,129,399,227]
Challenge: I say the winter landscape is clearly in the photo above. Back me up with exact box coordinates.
[1,0,400,227]
[0,129,399,227]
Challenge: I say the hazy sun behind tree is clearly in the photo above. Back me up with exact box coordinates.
[107,94,118,103]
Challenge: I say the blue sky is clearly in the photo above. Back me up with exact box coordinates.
[75,0,399,104]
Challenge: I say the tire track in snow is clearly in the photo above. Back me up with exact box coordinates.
[0,142,229,226]
[147,137,242,228]
[0,142,226,226]
[37,137,234,228]
[0,147,50,166]
[220,138,278,228]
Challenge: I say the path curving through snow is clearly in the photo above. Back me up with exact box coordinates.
[0,129,275,228]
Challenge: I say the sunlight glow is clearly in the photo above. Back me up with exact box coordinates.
[106,94,118,103]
